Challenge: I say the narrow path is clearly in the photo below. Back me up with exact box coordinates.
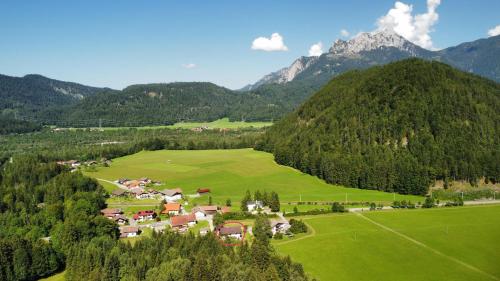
[97,178,126,190]
[355,212,499,281]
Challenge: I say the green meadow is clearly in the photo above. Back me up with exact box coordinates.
[86,149,422,208]
[274,205,500,281]
[61,118,272,131]
[166,118,273,129]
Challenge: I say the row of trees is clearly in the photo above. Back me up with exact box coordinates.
[0,127,262,163]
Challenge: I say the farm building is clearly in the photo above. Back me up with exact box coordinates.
[112,214,129,225]
[133,210,156,222]
[197,188,210,195]
[170,214,197,230]
[100,208,123,219]
[111,189,128,197]
[120,226,140,238]
[191,205,218,219]
[162,203,182,215]
[161,188,183,202]
[218,226,243,240]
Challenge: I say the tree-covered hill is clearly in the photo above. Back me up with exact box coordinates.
[257,59,500,195]
[37,82,293,127]
[0,74,108,119]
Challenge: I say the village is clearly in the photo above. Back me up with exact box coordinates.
[99,177,292,242]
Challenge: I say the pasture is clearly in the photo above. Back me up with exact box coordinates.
[166,118,272,129]
[274,205,500,281]
[86,149,422,208]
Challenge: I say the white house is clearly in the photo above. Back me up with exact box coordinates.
[191,207,207,220]
[120,226,139,238]
[271,219,291,235]
[246,200,263,212]
[219,226,243,240]
[161,188,183,202]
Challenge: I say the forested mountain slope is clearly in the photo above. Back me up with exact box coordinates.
[0,74,107,118]
[257,59,500,195]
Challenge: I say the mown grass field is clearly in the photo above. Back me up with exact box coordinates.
[59,118,272,131]
[166,118,272,129]
[86,149,422,208]
[274,205,500,281]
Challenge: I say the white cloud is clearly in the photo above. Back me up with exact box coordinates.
[488,25,500,37]
[308,42,323,57]
[182,63,196,69]
[340,29,350,37]
[251,33,288,51]
[376,0,441,49]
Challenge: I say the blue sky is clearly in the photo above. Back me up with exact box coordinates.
[0,0,499,89]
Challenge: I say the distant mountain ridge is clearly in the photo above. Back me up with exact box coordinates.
[245,31,500,90]
[0,73,109,119]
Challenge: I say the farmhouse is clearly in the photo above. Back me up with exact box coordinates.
[218,226,243,240]
[111,189,128,197]
[170,214,197,230]
[133,210,156,222]
[130,187,148,199]
[56,160,81,168]
[121,177,155,189]
[161,188,183,202]
[220,206,231,214]
[162,203,182,215]
[119,226,140,238]
[246,200,263,212]
[100,208,123,219]
[112,214,129,225]
[191,205,218,219]
[271,219,291,235]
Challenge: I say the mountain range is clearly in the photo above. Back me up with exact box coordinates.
[244,30,500,91]
[0,30,499,127]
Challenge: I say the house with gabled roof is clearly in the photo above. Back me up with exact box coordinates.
[162,203,182,215]
[100,208,123,219]
[218,226,243,240]
[133,210,156,222]
[191,205,218,219]
[120,226,140,238]
[170,213,197,230]
[161,188,183,202]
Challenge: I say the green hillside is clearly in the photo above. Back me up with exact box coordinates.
[258,59,500,195]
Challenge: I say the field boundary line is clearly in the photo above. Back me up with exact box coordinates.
[355,213,499,281]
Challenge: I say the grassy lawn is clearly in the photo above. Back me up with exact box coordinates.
[189,220,210,234]
[273,205,500,281]
[38,271,66,281]
[86,149,422,209]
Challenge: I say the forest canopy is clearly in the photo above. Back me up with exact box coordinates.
[257,59,500,195]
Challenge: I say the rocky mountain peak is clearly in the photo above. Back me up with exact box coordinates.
[329,29,419,56]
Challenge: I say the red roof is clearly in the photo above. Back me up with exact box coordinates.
[197,188,210,193]
[170,214,196,227]
[162,203,181,214]
[133,210,156,219]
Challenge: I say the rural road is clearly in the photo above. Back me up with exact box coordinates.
[97,178,126,190]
